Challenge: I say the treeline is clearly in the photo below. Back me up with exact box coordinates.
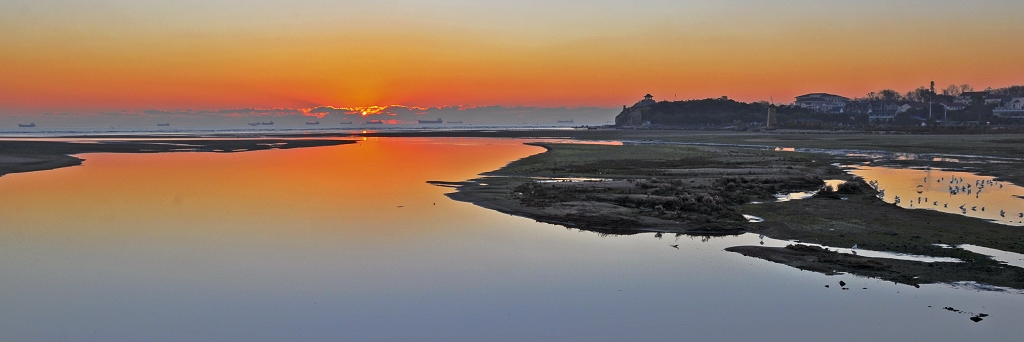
[861,84,1024,103]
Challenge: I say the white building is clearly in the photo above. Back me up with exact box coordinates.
[993,97,1024,118]
[794,93,850,113]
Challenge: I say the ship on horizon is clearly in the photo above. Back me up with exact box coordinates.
[339,121,353,124]
[418,118,443,124]
[365,120,384,124]
[306,121,320,125]
[557,119,574,124]
[261,121,274,125]
[447,120,464,124]
[18,123,36,128]
[248,122,261,126]
[157,123,170,127]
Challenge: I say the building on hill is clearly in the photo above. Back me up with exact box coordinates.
[993,97,1024,118]
[955,91,989,104]
[985,94,1010,105]
[794,93,850,113]
[614,94,656,127]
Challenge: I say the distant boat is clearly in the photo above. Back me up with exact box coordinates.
[306,121,320,125]
[248,122,261,126]
[157,123,170,126]
[365,120,384,124]
[557,119,574,124]
[418,118,443,124]
[447,120,463,124]
[18,123,36,128]
[339,121,353,124]
[261,121,274,125]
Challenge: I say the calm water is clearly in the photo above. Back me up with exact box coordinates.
[849,165,1024,226]
[1,138,1023,341]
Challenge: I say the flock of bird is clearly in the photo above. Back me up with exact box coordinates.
[870,174,1023,223]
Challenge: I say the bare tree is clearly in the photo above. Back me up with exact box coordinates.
[906,86,930,102]
[942,84,961,96]
[879,89,903,103]
[960,84,974,93]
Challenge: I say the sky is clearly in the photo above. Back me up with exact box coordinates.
[1,0,1022,124]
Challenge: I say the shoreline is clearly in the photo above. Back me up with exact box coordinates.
[5,130,1024,289]
[439,138,1024,289]
[0,138,354,178]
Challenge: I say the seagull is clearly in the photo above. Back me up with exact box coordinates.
[670,244,679,249]
[1000,210,1006,217]
[852,244,858,249]
[759,234,765,239]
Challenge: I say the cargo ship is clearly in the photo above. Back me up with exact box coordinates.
[157,123,170,126]
[557,119,574,124]
[18,123,36,128]
[365,120,384,124]
[306,121,320,125]
[418,118,443,124]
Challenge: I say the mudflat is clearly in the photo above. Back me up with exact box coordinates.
[0,139,354,177]
[437,131,1024,289]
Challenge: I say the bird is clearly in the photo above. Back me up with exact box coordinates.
[839,281,846,287]
[759,234,765,239]
[1000,210,1006,217]
[852,244,858,249]
[670,244,679,249]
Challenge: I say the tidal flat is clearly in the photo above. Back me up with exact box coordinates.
[437,131,1024,290]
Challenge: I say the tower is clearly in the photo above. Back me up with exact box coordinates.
[767,105,778,127]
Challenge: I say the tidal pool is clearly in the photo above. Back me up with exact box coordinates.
[847,165,1024,226]
[1,137,1023,341]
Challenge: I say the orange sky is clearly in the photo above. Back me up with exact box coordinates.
[1,1,1022,113]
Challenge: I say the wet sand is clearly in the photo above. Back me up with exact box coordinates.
[0,139,354,177]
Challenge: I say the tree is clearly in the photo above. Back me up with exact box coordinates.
[942,84,961,96]
[879,89,903,103]
[905,87,931,102]
[960,84,974,93]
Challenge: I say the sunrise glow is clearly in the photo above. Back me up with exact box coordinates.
[2,1,1022,115]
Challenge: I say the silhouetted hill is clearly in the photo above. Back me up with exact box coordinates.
[624,98,852,127]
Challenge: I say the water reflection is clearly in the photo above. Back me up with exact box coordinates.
[849,166,1024,226]
[774,179,847,202]
[1,138,1024,341]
